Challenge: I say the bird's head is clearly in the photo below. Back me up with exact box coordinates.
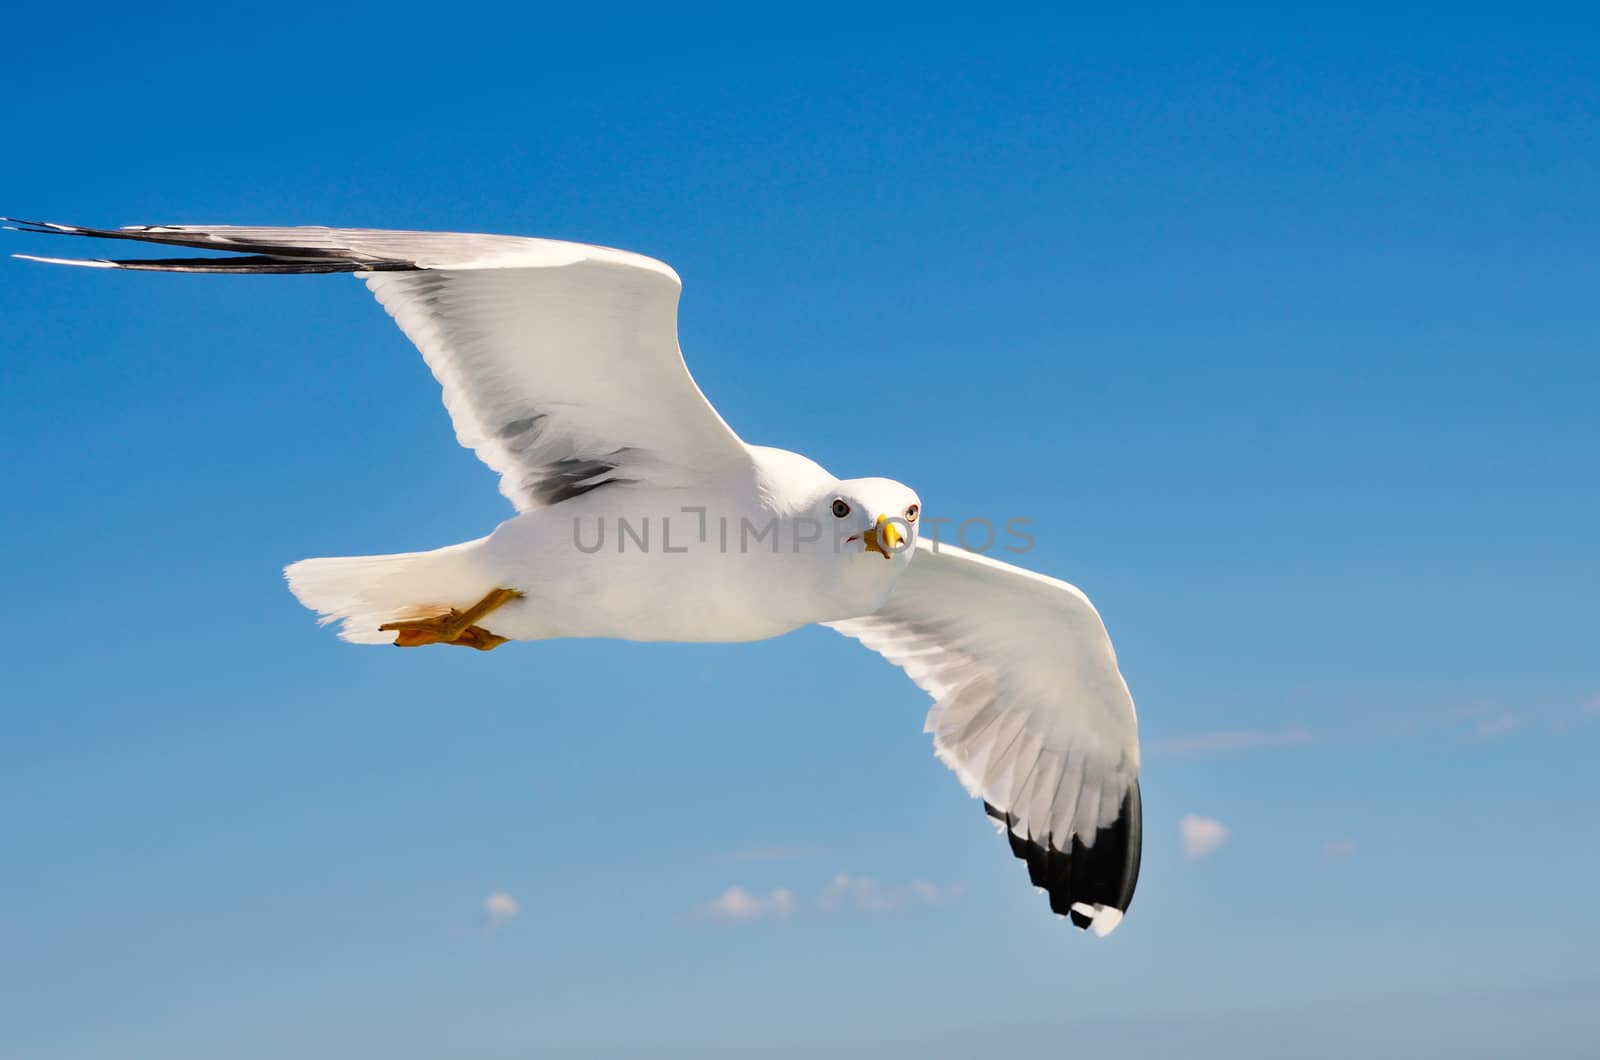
[825,477,921,565]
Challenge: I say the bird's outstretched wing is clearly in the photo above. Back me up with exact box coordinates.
[826,539,1141,936]
[6,218,752,510]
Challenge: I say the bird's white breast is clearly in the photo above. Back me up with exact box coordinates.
[471,477,901,644]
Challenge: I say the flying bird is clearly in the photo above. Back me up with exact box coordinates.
[7,218,1142,935]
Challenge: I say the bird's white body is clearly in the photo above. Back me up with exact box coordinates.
[297,446,910,645]
[10,217,1144,935]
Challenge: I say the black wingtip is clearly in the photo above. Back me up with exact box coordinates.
[2,217,73,235]
[985,782,1142,934]
[4,218,422,273]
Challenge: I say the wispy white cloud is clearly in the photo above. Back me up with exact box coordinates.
[484,891,520,932]
[908,879,963,904]
[1323,838,1358,858]
[1473,711,1524,738]
[1148,727,1316,757]
[699,873,962,921]
[820,873,893,913]
[1544,696,1598,733]
[1180,815,1229,859]
[699,886,796,922]
[718,845,820,863]
[1151,694,1600,755]
[818,873,963,913]
[1372,697,1600,740]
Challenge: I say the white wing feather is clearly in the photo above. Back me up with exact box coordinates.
[7,222,753,510]
[827,538,1141,934]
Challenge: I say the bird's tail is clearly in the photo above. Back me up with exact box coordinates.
[284,539,492,644]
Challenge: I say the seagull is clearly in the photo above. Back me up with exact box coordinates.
[7,218,1143,935]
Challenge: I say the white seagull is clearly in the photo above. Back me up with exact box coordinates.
[8,219,1143,935]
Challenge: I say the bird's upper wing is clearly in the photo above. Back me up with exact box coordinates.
[825,538,1141,936]
[7,219,752,510]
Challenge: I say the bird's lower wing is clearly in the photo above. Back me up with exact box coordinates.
[826,539,1141,935]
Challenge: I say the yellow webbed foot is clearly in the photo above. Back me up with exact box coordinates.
[379,588,522,651]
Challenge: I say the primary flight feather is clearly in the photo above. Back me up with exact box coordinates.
[7,218,1142,934]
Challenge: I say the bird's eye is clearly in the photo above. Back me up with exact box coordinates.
[904,504,919,522]
[831,499,851,518]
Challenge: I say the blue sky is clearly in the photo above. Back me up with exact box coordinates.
[2,5,1597,1058]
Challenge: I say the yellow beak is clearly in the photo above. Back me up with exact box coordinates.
[864,514,904,559]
